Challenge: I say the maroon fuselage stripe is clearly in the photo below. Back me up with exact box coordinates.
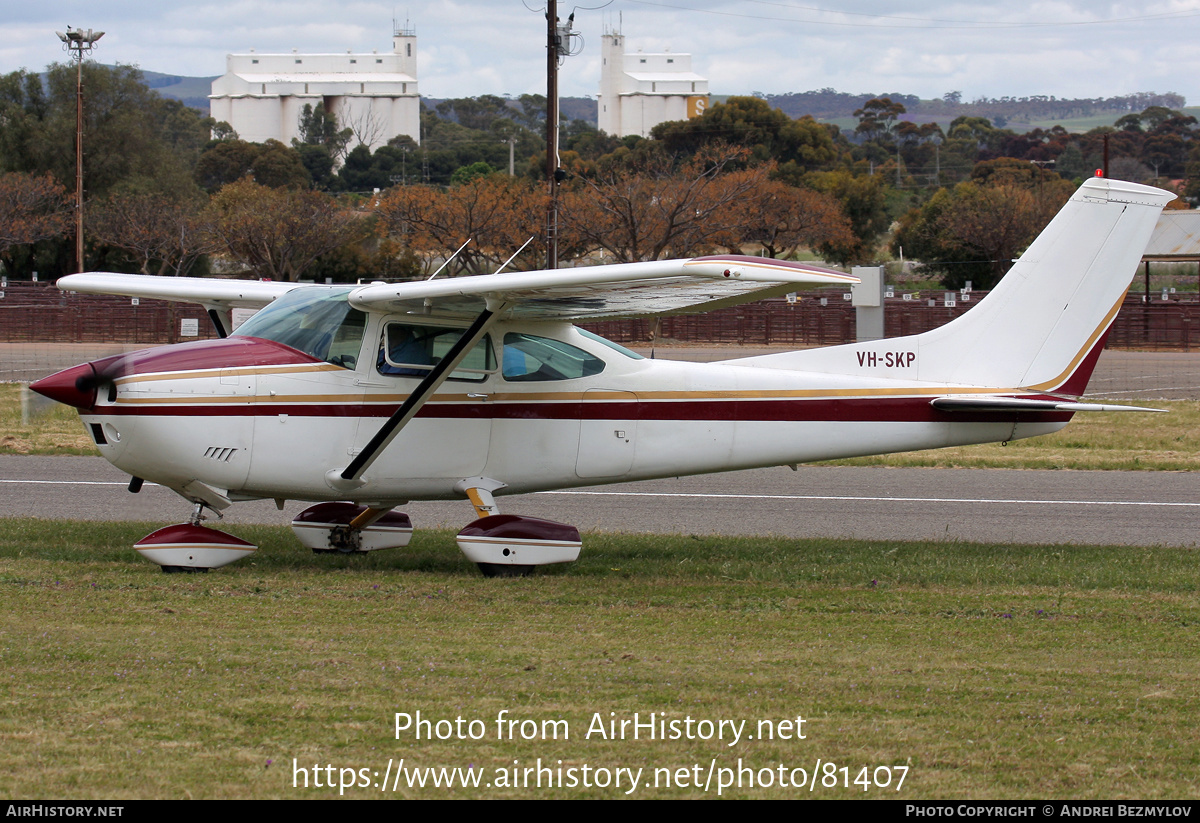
[94,397,1072,425]
[75,337,1075,425]
[95,336,324,375]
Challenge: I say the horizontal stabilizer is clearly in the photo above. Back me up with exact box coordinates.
[931,396,1164,413]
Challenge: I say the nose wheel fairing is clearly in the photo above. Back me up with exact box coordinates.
[134,523,257,573]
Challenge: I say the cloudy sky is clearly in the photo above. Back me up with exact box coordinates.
[5,1,1200,104]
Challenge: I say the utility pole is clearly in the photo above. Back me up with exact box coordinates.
[57,26,104,275]
[544,3,578,269]
[546,0,560,269]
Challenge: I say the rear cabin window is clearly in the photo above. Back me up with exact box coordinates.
[502,332,605,381]
[377,322,495,382]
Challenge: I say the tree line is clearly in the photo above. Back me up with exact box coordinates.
[1,61,1198,292]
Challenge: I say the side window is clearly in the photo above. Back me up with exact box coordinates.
[502,332,605,382]
[377,323,494,382]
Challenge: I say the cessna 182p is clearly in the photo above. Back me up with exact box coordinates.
[31,176,1172,575]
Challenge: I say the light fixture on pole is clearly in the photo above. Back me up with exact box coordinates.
[56,26,104,274]
[543,3,578,270]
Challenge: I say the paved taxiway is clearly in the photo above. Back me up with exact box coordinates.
[3,455,1196,548]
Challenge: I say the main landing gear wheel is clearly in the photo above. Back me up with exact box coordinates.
[456,514,582,578]
[291,503,413,554]
[476,562,535,578]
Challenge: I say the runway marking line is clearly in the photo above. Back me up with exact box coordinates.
[537,490,1200,508]
[6,479,1198,509]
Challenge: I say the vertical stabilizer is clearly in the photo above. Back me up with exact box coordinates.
[730,178,1175,394]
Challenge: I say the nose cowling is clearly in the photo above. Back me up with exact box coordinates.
[31,337,327,412]
[30,362,101,411]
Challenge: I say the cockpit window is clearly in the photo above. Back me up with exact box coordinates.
[233,288,365,369]
[502,332,605,381]
[378,322,495,383]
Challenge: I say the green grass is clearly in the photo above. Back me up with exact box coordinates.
[2,519,1199,799]
[823,401,1200,471]
[1,384,97,456]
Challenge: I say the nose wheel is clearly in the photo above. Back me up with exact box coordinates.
[477,562,534,578]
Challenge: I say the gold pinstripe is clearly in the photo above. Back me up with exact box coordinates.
[114,362,343,385]
[1024,293,1124,392]
[108,297,1121,407]
[135,543,256,552]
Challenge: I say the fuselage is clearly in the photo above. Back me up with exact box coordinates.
[35,289,1069,508]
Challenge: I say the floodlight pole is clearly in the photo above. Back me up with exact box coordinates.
[546,0,559,270]
[57,27,104,274]
[543,4,576,270]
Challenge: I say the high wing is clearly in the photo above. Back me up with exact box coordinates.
[57,272,302,310]
[56,256,857,323]
[57,272,305,337]
[348,255,857,320]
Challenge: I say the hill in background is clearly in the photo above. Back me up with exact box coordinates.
[141,68,218,112]
[138,67,1186,136]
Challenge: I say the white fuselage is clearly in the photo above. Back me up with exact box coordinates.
[77,317,1066,508]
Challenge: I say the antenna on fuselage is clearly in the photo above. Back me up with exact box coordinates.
[493,236,536,275]
[427,238,472,280]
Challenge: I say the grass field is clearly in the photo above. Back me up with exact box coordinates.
[826,400,1200,471]
[1,519,1198,799]
[1,384,97,456]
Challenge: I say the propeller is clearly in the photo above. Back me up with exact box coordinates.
[30,352,130,410]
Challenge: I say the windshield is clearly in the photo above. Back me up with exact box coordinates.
[233,288,366,369]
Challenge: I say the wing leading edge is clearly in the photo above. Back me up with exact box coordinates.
[348,255,858,320]
[55,255,857,322]
[57,272,302,312]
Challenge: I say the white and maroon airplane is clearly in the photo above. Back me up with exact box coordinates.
[32,177,1171,575]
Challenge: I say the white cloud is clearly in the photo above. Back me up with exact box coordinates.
[4,0,1198,104]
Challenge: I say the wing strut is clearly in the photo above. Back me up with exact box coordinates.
[206,309,229,338]
[327,300,507,491]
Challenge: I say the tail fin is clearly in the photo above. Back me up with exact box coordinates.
[731,177,1175,394]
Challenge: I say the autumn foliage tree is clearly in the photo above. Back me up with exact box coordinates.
[893,163,1074,289]
[0,172,72,259]
[718,180,855,259]
[559,146,774,263]
[208,178,367,281]
[87,191,218,276]
[374,174,547,275]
